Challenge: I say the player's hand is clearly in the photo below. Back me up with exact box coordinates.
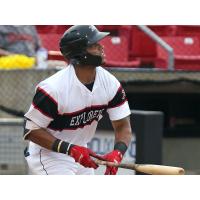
[102,150,123,175]
[68,145,99,169]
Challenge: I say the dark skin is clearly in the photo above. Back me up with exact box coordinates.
[26,43,132,153]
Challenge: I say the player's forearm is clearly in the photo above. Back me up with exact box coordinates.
[26,129,57,150]
[26,129,73,155]
[114,127,132,147]
[111,116,132,156]
[112,116,132,147]
[26,128,99,169]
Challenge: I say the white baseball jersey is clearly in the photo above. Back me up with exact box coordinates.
[24,64,131,174]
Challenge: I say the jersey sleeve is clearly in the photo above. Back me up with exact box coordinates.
[107,76,131,121]
[24,82,58,128]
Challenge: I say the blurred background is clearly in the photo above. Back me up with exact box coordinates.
[1,25,200,175]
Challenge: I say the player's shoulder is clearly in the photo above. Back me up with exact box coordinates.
[96,66,111,76]
[37,65,71,92]
[97,66,118,82]
[97,66,120,87]
[42,65,70,83]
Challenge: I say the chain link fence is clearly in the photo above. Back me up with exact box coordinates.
[0,68,58,118]
[0,118,27,174]
[2,68,200,119]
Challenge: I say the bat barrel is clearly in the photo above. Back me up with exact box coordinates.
[129,164,185,175]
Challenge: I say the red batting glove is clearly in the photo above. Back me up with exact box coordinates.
[68,145,99,169]
[102,150,123,175]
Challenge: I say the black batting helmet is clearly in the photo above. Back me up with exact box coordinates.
[59,25,109,66]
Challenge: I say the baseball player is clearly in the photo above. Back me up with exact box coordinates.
[23,25,132,175]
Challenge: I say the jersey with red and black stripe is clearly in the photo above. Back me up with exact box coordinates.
[24,64,131,149]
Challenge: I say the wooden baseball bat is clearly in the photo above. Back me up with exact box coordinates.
[94,159,185,175]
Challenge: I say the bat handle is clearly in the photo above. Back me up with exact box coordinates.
[94,159,135,170]
[89,153,107,161]
[90,154,122,169]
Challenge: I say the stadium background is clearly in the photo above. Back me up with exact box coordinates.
[1,25,200,174]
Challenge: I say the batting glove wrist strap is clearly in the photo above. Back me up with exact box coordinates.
[114,141,128,155]
[52,139,72,154]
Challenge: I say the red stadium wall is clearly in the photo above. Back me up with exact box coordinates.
[36,25,200,70]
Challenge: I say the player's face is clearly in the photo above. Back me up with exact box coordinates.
[86,43,105,62]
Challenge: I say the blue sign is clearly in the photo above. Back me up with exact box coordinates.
[88,132,136,160]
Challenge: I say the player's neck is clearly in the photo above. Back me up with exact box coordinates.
[74,65,96,84]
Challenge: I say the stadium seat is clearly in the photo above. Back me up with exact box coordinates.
[148,26,178,36]
[36,25,71,34]
[100,36,140,68]
[36,25,58,34]
[51,25,71,34]
[176,26,200,36]
[156,36,200,70]
[97,25,120,36]
[129,26,157,67]
[39,33,64,60]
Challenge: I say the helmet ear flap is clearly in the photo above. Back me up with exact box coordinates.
[60,39,87,59]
